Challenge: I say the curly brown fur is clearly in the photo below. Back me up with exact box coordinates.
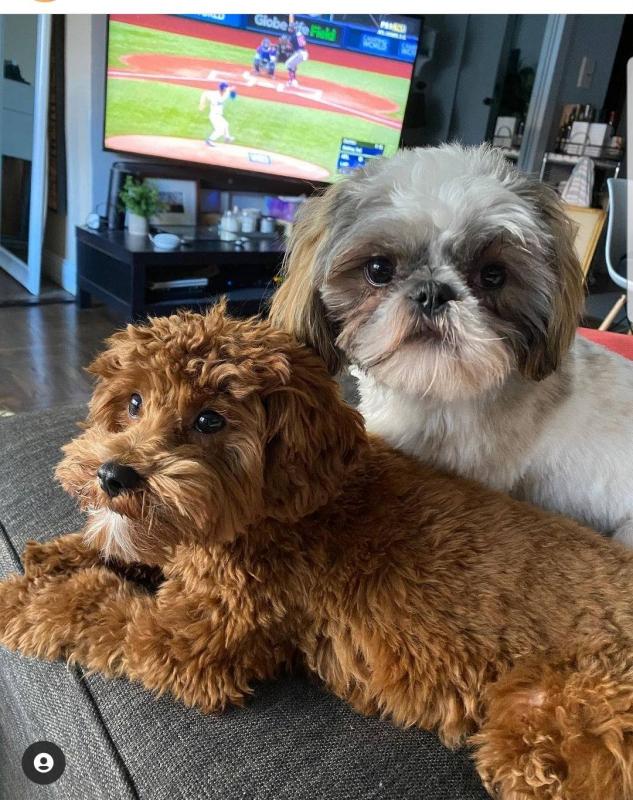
[2,306,633,799]
[103,558,165,593]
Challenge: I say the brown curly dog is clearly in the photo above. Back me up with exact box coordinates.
[1,304,633,799]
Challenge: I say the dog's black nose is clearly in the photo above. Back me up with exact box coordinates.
[412,281,457,315]
[97,462,141,498]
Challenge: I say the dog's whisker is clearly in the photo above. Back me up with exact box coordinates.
[420,352,441,400]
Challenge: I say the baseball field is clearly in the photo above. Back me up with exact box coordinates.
[104,16,413,181]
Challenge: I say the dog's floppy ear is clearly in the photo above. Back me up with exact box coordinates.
[86,322,154,382]
[86,331,129,381]
[85,324,153,423]
[83,328,136,425]
[262,346,366,522]
[269,185,345,375]
[517,181,585,381]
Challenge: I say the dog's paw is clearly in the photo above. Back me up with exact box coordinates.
[0,566,138,665]
[22,533,101,578]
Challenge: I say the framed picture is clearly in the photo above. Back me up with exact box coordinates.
[146,178,198,226]
[564,204,607,277]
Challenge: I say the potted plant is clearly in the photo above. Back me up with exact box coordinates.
[119,176,164,237]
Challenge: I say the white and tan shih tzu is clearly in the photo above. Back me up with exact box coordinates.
[270,143,633,544]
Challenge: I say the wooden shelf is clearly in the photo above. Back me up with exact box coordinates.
[76,226,283,320]
[146,287,275,310]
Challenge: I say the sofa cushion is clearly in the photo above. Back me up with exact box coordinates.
[0,406,487,799]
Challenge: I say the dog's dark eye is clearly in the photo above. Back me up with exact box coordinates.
[128,393,142,417]
[479,263,507,290]
[364,258,394,287]
[194,410,226,434]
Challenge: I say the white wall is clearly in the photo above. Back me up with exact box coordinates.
[55,15,141,293]
[60,14,95,294]
[91,15,121,210]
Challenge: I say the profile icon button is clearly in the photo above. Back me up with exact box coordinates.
[22,741,66,785]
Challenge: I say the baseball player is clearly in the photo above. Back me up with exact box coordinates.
[276,33,294,64]
[284,17,308,87]
[253,37,277,77]
[199,82,237,146]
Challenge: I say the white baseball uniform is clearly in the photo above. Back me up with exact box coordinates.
[200,90,231,141]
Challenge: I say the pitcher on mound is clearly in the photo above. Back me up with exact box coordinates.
[199,82,237,146]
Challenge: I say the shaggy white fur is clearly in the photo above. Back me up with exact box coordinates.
[85,507,137,561]
[354,335,633,543]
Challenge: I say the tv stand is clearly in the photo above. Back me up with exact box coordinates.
[76,226,284,320]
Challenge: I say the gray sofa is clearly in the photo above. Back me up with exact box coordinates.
[0,406,488,799]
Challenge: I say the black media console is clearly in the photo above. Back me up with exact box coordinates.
[76,226,284,320]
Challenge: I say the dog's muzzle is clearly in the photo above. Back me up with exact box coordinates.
[97,461,141,498]
[409,281,458,316]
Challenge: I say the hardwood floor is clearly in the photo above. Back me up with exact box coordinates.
[0,267,75,307]
[0,302,124,413]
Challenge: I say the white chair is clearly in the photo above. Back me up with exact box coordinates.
[599,178,633,332]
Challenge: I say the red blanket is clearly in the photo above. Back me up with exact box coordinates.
[578,327,633,361]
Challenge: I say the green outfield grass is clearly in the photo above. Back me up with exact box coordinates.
[109,21,410,118]
[105,78,401,178]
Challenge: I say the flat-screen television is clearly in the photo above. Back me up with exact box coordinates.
[104,14,422,185]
